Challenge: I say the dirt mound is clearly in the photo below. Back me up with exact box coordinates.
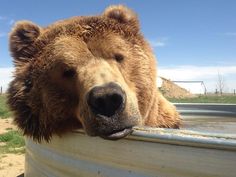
[159,77,194,98]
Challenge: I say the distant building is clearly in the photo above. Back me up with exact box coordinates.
[172,81,206,94]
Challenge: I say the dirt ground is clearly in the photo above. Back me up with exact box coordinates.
[159,77,195,98]
[0,154,24,177]
[0,118,17,134]
[0,118,24,177]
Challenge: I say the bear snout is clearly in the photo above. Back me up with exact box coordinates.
[87,82,126,117]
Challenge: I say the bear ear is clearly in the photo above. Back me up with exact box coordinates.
[103,5,139,26]
[9,21,41,65]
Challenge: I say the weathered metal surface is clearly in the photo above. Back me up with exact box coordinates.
[176,103,236,134]
[25,129,236,177]
[176,103,236,117]
[24,104,236,177]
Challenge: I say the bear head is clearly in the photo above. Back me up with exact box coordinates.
[8,5,159,141]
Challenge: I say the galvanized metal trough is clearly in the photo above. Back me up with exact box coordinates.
[25,104,236,177]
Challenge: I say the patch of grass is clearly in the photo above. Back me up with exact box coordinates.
[168,95,236,104]
[0,130,25,154]
[0,94,12,119]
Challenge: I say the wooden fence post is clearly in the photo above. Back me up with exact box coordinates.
[215,89,218,95]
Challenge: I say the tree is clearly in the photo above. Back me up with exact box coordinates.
[216,71,225,95]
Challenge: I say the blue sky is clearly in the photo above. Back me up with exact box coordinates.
[0,0,236,92]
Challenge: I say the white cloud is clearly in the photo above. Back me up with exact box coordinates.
[0,67,14,93]
[223,32,236,36]
[158,65,236,92]
[0,32,7,37]
[0,16,15,26]
[0,16,6,20]
[9,19,15,25]
[149,37,168,48]
[150,40,166,47]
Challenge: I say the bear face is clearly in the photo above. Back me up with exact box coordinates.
[8,5,180,142]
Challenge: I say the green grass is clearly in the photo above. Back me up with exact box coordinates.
[0,130,25,154]
[168,95,236,104]
[0,95,25,155]
[0,95,12,119]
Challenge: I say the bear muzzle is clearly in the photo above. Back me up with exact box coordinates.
[87,82,126,117]
[86,82,135,140]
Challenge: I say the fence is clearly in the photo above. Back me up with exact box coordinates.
[214,89,236,95]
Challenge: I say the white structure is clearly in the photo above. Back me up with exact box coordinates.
[173,81,206,94]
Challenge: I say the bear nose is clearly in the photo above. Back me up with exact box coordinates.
[87,83,126,117]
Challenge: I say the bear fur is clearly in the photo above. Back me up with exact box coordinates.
[7,5,181,141]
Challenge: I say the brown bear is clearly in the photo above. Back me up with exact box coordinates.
[7,5,180,142]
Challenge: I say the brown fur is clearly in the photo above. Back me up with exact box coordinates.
[7,5,181,141]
